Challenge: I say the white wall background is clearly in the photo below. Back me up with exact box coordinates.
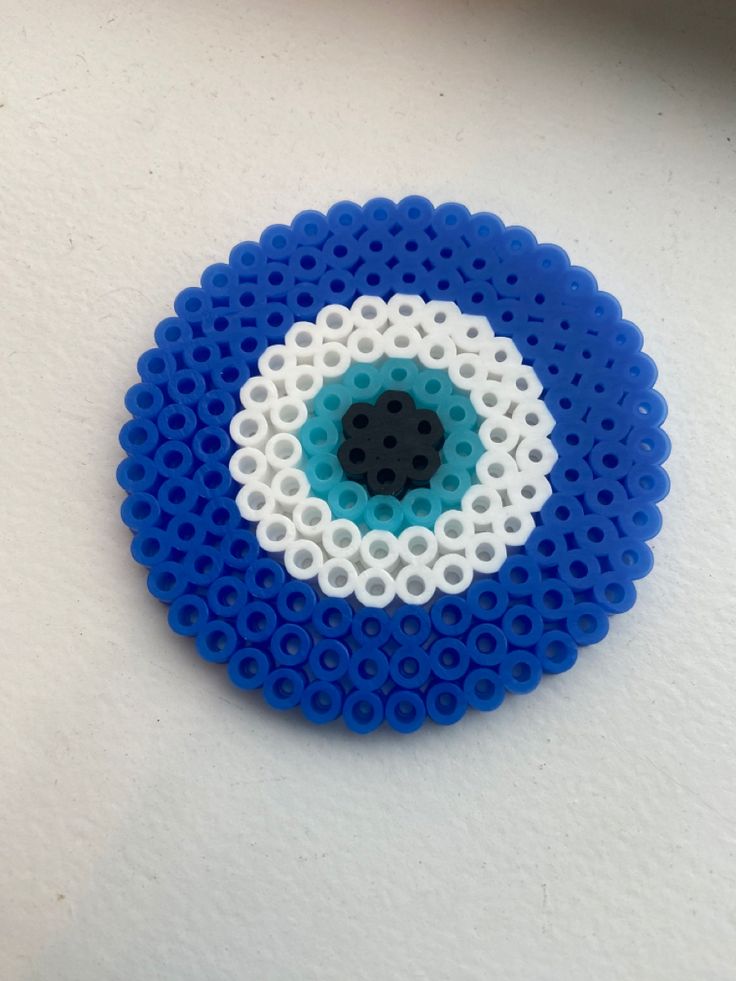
[1,1,735,978]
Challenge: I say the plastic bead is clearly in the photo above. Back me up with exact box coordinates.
[118,197,669,732]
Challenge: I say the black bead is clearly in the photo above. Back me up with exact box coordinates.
[338,390,445,498]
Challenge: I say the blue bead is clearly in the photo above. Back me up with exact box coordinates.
[312,598,352,639]
[168,513,207,551]
[429,638,470,681]
[343,691,384,734]
[348,647,390,691]
[196,620,238,664]
[125,382,165,419]
[566,604,610,646]
[426,683,467,726]
[121,492,160,531]
[301,681,343,724]
[131,528,172,566]
[277,580,317,623]
[271,624,311,666]
[498,651,542,693]
[236,601,277,644]
[536,632,578,674]
[431,597,472,637]
[263,668,306,710]
[147,561,188,602]
[385,691,426,734]
[464,669,505,712]
[351,608,391,647]
[467,580,509,622]
[389,645,431,689]
[467,624,508,667]
[229,648,272,690]
[391,606,431,646]
[168,594,209,636]
[309,639,350,682]
[245,558,285,599]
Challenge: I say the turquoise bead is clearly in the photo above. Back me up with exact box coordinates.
[314,383,352,421]
[299,417,340,457]
[342,363,383,401]
[431,464,473,507]
[442,428,484,471]
[437,395,478,433]
[377,358,419,393]
[401,488,444,529]
[364,495,404,534]
[328,480,368,523]
[305,453,343,495]
[412,369,453,409]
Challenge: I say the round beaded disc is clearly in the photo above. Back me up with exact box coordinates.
[118,197,670,733]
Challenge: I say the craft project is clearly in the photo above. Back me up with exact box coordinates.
[118,198,669,732]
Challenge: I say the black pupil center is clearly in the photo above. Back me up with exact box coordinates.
[337,390,445,499]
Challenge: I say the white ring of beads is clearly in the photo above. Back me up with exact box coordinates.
[228,294,557,606]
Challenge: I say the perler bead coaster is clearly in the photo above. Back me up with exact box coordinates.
[118,197,670,733]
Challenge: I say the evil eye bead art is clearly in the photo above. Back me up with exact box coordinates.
[118,197,669,733]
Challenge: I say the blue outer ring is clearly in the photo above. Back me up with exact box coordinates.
[118,196,670,734]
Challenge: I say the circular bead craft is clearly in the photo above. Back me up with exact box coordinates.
[118,197,670,733]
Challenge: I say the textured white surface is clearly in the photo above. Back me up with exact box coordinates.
[1,0,736,978]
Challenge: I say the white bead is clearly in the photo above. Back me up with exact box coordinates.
[514,436,558,474]
[239,375,278,412]
[271,468,310,510]
[284,321,323,362]
[383,324,422,359]
[434,510,473,554]
[478,416,522,455]
[397,525,439,566]
[505,472,553,511]
[284,364,323,401]
[512,399,556,439]
[235,481,276,522]
[269,396,308,433]
[448,353,486,390]
[322,519,361,560]
[293,497,332,540]
[355,568,396,609]
[449,314,493,352]
[228,446,269,485]
[318,557,359,598]
[432,553,474,594]
[465,532,506,574]
[479,337,523,379]
[395,564,437,605]
[351,295,389,331]
[284,539,323,580]
[347,327,386,364]
[316,303,354,342]
[256,514,296,553]
[416,333,457,370]
[314,341,352,379]
[229,409,269,448]
[475,448,520,490]
[460,484,504,530]
[470,384,512,419]
[494,505,536,546]
[263,432,302,471]
[359,530,400,571]
[257,344,296,390]
[500,364,543,401]
[418,300,460,335]
[387,293,425,329]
